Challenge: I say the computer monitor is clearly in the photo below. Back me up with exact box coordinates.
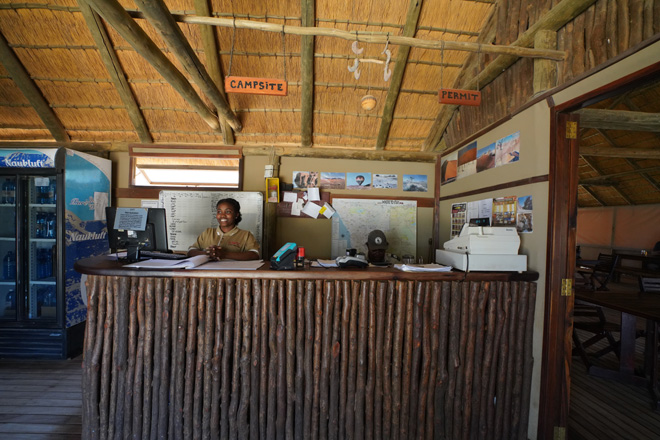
[105,207,169,260]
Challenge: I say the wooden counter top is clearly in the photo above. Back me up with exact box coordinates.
[75,255,538,282]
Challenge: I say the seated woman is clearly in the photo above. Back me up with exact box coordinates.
[187,198,260,261]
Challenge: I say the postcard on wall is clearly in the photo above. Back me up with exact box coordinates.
[467,198,493,224]
[477,142,496,173]
[457,141,477,179]
[495,131,521,167]
[320,172,346,189]
[492,196,517,227]
[441,151,458,185]
[451,202,467,237]
[292,171,319,188]
[346,172,372,189]
[403,174,428,192]
[373,174,398,189]
[516,195,533,233]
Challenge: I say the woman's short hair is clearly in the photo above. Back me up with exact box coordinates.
[216,198,242,224]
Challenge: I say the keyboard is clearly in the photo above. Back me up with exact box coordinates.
[139,250,189,260]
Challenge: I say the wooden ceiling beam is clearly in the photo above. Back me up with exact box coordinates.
[580,155,632,204]
[0,31,69,142]
[193,0,234,145]
[579,146,660,159]
[300,0,315,147]
[575,108,660,132]
[375,0,423,150]
[423,0,598,152]
[132,0,242,132]
[138,12,565,60]
[580,185,605,206]
[78,1,152,144]
[580,165,660,183]
[83,0,222,133]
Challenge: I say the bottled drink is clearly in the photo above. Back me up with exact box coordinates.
[36,212,44,238]
[1,179,7,204]
[47,180,56,204]
[3,251,16,280]
[46,212,56,238]
[38,181,47,204]
[6,179,15,204]
[5,289,15,311]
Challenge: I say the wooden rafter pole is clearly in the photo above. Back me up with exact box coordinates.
[78,1,152,144]
[0,31,69,142]
[579,155,632,205]
[580,165,660,183]
[300,0,315,148]
[131,0,241,132]
[375,0,422,150]
[193,0,235,145]
[575,108,660,132]
[127,11,565,61]
[579,147,660,160]
[422,0,598,152]
[83,0,222,132]
[620,98,660,192]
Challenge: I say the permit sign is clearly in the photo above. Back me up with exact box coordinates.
[225,76,288,96]
[438,88,481,106]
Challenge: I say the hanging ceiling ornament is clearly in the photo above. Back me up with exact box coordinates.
[347,40,364,80]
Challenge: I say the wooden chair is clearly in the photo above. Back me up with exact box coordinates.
[572,304,620,370]
[576,253,620,291]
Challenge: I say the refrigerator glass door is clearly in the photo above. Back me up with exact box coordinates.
[29,176,57,320]
[0,176,17,320]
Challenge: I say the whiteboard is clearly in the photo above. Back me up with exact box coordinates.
[158,191,263,252]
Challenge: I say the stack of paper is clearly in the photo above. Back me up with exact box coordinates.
[393,264,452,272]
[124,256,265,270]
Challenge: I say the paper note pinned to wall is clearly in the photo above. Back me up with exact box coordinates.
[302,201,322,218]
[283,191,298,203]
[307,187,320,201]
[320,202,336,218]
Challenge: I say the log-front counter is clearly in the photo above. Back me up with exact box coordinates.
[76,256,538,440]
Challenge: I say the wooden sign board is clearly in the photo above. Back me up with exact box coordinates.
[438,89,481,106]
[225,77,287,96]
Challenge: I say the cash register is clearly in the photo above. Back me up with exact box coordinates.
[436,222,527,272]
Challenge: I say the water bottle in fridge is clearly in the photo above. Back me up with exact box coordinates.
[6,179,15,204]
[4,289,15,312]
[46,212,56,238]
[3,251,16,280]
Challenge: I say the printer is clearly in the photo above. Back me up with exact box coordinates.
[436,224,527,272]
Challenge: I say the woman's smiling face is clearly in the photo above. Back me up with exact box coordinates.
[216,202,237,230]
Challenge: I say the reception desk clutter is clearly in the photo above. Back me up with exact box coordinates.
[76,257,538,440]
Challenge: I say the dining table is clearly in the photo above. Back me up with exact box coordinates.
[574,289,660,409]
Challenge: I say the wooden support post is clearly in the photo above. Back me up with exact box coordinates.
[533,30,557,95]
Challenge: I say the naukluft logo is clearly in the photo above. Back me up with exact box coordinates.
[70,197,95,210]
[1,152,55,168]
[67,230,107,242]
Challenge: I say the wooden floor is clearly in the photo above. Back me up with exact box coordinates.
[569,278,660,440]
[0,356,82,440]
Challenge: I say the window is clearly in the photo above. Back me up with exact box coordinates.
[129,145,242,189]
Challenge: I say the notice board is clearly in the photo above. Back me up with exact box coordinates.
[158,191,263,252]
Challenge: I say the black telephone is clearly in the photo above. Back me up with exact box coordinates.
[270,242,297,270]
[336,255,368,268]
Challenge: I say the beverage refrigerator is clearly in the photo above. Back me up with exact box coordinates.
[0,148,111,358]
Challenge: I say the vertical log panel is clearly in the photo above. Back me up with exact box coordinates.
[220,279,236,440]
[183,278,199,439]
[141,278,155,439]
[339,280,352,440]
[329,280,343,440]
[82,275,99,440]
[172,278,190,440]
[415,282,432,440]
[259,279,269,440]
[382,281,395,440]
[390,280,407,440]
[192,279,206,440]
[251,279,263,440]
[461,282,480,440]
[511,283,529,439]
[310,280,323,440]
[345,281,360,440]
[100,277,114,440]
[501,283,519,440]
[571,13,586,76]
[149,279,162,440]
[266,280,278,440]
[642,0,654,39]
[486,282,505,440]
[109,276,125,440]
[406,281,425,439]
[469,282,489,440]
[228,280,244,440]
[654,0,660,34]
[399,281,414,440]
[445,281,461,439]
[479,283,497,440]
[591,0,608,65]
[157,279,173,440]
[618,0,631,52]
[606,0,620,58]
[583,4,596,69]
[303,281,315,439]
[319,281,335,440]
[276,281,288,439]
[238,280,252,438]
[434,281,451,438]
[518,283,537,440]
[295,280,305,440]
[210,279,225,440]
[123,277,139,439]
[373,281,387,440]
[364,282,377,440]
[424,282,441,440]
[286,280,297,440]
[130,268,145,438]
[629,0,643,44]
[168,279,183,440]
[452,282,469,440]
[202,279,217,440]
[494,283,512,440]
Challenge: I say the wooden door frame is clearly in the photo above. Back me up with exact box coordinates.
[537,60,660,439]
